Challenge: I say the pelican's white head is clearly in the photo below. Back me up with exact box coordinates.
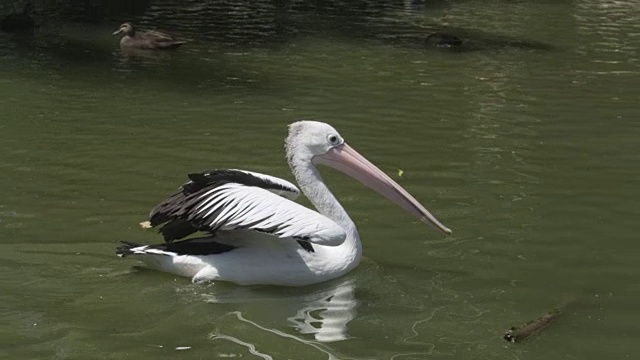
[286,121,344,163]
[285,120,452,235]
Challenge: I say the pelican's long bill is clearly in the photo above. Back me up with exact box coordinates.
[314,143,452,235]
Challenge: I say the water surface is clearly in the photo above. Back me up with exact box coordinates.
[1,0,639,359]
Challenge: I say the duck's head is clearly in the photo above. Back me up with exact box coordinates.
[112,22,135,36]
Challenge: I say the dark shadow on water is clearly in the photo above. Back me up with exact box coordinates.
[9,0,556,49]
[421,27,557,53]
[1,0,556,93]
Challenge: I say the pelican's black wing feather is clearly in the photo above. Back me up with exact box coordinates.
[146,169,345,246]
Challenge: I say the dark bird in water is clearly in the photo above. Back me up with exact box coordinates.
[1,0,35,33]
[425,32,463,48]
[112,22,186,50]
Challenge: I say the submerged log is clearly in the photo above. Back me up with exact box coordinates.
[503,308,561,343]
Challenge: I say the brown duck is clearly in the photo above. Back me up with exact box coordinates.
[112,22,186,50]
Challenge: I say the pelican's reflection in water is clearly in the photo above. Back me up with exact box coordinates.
[202,278,357,343]
[287,279,356,342]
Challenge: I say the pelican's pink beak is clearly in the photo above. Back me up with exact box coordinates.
[314,143,452,235]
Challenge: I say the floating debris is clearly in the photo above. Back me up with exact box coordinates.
[504,308,560,343]
[397,169,404,177]
[140,221,152,229]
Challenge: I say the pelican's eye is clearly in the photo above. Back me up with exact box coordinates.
[327,134,340,145]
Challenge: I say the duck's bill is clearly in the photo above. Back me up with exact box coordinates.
[314,143,452,235]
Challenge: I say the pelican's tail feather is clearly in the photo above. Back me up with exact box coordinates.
[116,241,145,257]
[116,238,237,258]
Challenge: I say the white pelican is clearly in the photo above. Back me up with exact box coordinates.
[117,121,451,286]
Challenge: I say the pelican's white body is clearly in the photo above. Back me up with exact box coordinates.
[131,229,360,286]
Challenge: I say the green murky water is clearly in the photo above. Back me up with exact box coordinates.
[1,0,639,358]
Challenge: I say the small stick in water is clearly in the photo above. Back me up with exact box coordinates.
[503,308,560,343]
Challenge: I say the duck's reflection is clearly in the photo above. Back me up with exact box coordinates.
[114,48,174,64]
[202,278,357,343]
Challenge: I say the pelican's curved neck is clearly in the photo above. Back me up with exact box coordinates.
[289,155,362,264]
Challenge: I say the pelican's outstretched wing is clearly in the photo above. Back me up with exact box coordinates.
[148,169,345,246]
